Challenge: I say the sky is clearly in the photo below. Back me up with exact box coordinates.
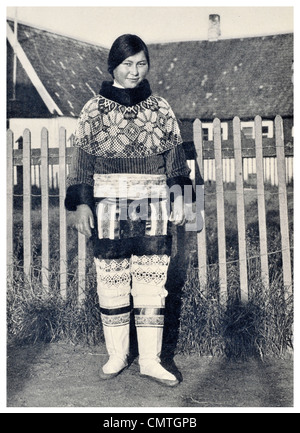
[6,2,294,48]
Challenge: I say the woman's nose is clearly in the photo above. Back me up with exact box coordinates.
[130,64,138,75]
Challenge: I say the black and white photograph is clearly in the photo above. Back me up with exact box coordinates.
[4,2,295,414]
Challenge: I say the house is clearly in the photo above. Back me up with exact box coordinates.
[7,17,293,153]
[7,18,110,148]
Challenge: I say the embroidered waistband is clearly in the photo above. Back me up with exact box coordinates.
[94,173,168,200]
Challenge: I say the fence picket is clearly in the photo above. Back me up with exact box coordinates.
[23,129,32,278]
[233,117,248,302]
[41,128,49,289]
[193,119,207,288]
[275,115,292,295]
[255,116,270,290]
[78,233,86,303]
[7,130,14,276]
[59,127,67,298]
[213,118,227,299]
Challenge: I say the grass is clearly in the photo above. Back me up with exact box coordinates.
[7,183,294,359]
[7,265,103,346]
[177,263,293,359]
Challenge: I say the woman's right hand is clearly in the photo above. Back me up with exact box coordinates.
[74,204,94,238]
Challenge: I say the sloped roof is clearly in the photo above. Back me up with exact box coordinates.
[148,35,293,119]
[7,20,293,120]
[7,19,110,117]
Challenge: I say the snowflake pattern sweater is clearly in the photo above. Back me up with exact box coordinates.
[65,79,194,212]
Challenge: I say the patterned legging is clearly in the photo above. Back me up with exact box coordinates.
[94,254,170,329]
[93,174,171,331]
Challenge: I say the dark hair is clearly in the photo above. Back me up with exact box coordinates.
[107,34,150,76]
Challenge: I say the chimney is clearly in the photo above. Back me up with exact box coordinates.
[208,14,221,42]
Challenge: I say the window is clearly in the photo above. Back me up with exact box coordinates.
[241,126,254,139]
[202,128,209,141]
[221,123,228,141]
[201,122,228,141]
[261,121,274,138]
[241,120,274,139]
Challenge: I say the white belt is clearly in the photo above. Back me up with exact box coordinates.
[94,173,168,200]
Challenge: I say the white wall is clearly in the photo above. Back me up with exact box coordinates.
[9,116,78,149]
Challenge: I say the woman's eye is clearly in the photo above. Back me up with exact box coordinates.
[122,62,147,67]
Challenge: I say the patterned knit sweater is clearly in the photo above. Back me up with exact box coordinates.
[65,80,194,211]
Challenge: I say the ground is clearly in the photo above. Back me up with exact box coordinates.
[7,341,293,409]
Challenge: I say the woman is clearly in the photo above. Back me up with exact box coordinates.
[65,34,194,387]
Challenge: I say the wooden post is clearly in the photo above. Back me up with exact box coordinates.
[193,118,207,288]
[16,137,23,188]
[275,115,292,295]
[59,127,67,298]
[12,10,18,101]
[78,233,86,303]
[7,130,14,280]
[23,129,32,279]
[255,116,270,291]
[213,118,227,299]
[233,117,248,302]
[41,128,49,290]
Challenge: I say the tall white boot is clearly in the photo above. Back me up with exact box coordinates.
[136,326,179,387]
[95,257,131,380]
[100,324,129,379]
[131,254,179,387]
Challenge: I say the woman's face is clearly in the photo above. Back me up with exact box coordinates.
[113,51,149,89]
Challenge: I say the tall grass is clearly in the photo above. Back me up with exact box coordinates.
[7,262,103,345]
[177,263,293,359]
[7,254,293,359]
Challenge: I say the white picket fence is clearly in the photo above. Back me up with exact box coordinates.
[15,145,293,189]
